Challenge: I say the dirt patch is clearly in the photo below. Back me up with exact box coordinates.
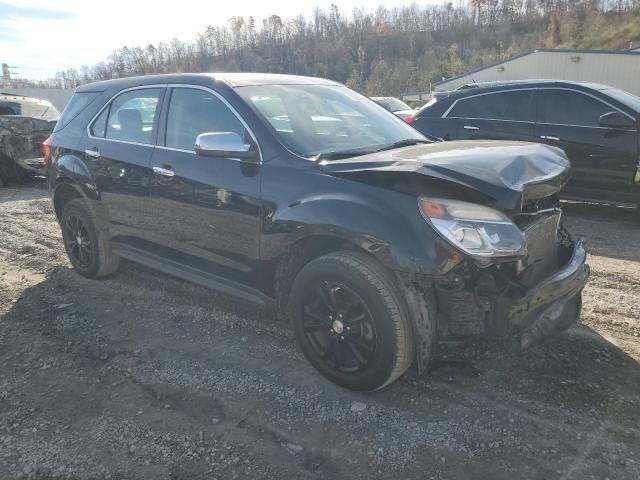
[1,184,639,479]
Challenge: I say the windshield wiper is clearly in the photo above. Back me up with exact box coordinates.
[308,149,375,162]
[308,138,434,162]
[374,138,432,153]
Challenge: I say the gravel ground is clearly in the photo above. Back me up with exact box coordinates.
[1,183,639,479]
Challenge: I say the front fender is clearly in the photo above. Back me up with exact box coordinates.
[262,191,456,276]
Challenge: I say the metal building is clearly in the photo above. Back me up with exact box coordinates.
[434,48,640,96]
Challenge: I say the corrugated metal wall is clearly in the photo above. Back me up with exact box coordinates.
[436,51,640,96]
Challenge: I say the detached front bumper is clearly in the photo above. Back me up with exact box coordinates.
[508,239,589,350]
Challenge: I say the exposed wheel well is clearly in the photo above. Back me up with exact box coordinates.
[53,183,82,220]
[273,235,375,319]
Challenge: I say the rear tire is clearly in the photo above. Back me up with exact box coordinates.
[288,251,414,391]
[60,198,120,278]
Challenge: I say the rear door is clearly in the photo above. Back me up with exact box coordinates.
[81,86,164,240]
[444,89,537,142]
[534,88,638,194]
[147,85,262,286]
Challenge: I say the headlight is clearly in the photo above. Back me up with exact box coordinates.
[419,198,527,258]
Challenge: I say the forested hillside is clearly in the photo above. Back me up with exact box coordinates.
[52,1,640,96]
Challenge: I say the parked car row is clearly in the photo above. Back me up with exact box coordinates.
[406,80,640,208]
[370,96,417,120]
[46,73,589,390]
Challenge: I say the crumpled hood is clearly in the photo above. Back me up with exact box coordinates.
[320,140,571,210]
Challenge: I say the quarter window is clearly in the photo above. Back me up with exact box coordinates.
[165,88,246,151]
[448,90,533,121]
[91,107,109,138]
[54,92,98,132]
[90,88,161,143]
[536,89,612,127]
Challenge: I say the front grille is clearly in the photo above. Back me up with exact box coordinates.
[518,212,561,287]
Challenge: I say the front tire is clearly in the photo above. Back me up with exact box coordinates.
[60,198,120,278]
[288,251,414,391]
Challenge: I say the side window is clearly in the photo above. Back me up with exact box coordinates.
[91,107,109,138]
[537,89,611,127]
[448,90,533,121]
[165,88,245,151]
[91,88,161,144]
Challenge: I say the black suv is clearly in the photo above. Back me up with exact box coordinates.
[408,80,640,208]
[47,74,589,391]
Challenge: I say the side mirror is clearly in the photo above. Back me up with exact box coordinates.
[195,132,259,162]
[598,111,635,130]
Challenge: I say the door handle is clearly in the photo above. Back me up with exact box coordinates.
[153,166,175,177]
[540,135,560,141]
[85,148,100,159]
[463,125,479,131]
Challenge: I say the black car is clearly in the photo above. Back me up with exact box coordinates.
[408,80,640,208]
[46,74,589,391]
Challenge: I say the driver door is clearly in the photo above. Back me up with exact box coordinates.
[147,86,262,286]
[534,88,638,193]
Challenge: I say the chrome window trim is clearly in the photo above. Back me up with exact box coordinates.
[442,115,636,132]
[86,84,167,147]
[442,87,636,126]
[155,145,195,155]
[165,83,263,163]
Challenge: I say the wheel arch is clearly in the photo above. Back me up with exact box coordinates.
[272,232,439,374]
[52,180,84,220]
[51,178,111,239]
[272,233,375,317]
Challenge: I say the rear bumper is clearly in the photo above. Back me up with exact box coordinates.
[508,239,589,350]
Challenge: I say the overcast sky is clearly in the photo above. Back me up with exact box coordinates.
[0,0,436,80]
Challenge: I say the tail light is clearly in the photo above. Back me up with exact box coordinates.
[404,115,416,124]
[43,136,52,165]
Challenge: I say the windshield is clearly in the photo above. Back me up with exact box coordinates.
[603,88,640,113]
[374,97,412,112]
[236,84,426,158]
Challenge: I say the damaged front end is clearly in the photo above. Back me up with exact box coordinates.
[0,116,56,179]
[322,141,590,370]
[398,208,590,374]
[402,205,589,372]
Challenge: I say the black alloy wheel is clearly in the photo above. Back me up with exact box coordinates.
[301,281,377,373]
[288,251,416,391]
[59,198,120,278]
[64,214,94,269]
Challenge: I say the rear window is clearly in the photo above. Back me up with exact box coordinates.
[53,92,100,132]
[0,101,20,115]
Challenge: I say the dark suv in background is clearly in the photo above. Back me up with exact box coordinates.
[46,73,589,391]
[408,80,640,208]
